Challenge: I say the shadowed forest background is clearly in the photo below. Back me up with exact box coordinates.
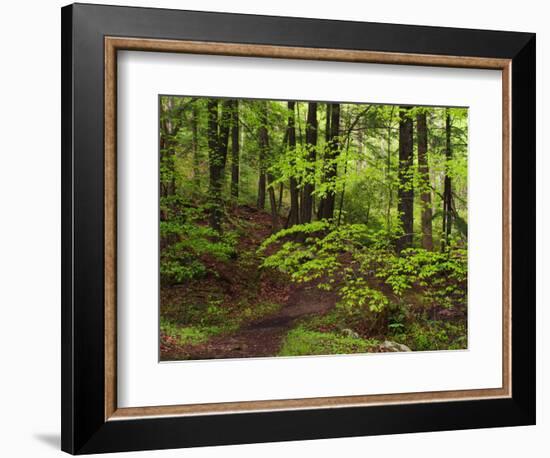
[159,96,468,361]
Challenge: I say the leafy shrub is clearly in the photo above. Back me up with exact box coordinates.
[278,326,379,356]
[390,320,467,351]
[160,204,237,284]
[377,246,467,308]
[260,222,389,314]
[260,222,467,317]
[160,319,216,345]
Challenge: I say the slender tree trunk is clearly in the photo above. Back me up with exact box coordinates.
[287,101,300,227]
[207,99,231,232]
[277,182,284,212]
[257,173,266,209]
[318,103,340,220]
[207,99,222,232]
[397,106,414,253]
[257,102,268,210]
[337,126,352,227]
[167,99,177,198]
[417,111,433,250]
[159,124,169,223]
[267,173,280,231]
[159,97,179,248]
[317,104,331,219]
[300,102,318,224]
[325,103,332,144]
[160,97,177,200]
[191,103,200,188]
[442,110,453,249]
[385,106,395,232]
[256,102,278,230]
[218,100,232,165]
[230,100,240,201]
[159,129,168,200]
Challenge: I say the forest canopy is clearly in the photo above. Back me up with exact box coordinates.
[159,96,468,361]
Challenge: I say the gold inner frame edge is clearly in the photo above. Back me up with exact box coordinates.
[104,36,512,421]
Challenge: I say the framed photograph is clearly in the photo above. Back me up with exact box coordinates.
[61,3,536,454]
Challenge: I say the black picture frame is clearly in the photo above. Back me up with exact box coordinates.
[61,3,536,454]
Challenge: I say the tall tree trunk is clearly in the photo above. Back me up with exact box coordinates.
[442,110,453,249]
[160,97,177,200]
[257,102,268,210]
[207,99,222,232]
[286,101,300,227]
[397,106,414,253]
[159,119,169,223]
[277,182,284,212]
[218,100,232,165]
[317,104,331,219]
[417,111,433,250]
[159,126,168,202]
[300,102,318,224]
[267,173,280,231]
[230,100,240,201]
[191,103,200,187]
[257,172,266,209]
[318,103,340,220]
[207,99,231,232]
[159,97,179,248]
[256,102,278,229]
[385,106,395,232]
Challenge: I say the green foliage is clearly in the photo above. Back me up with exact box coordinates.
[160,205,237,284]
[160,258,206,284]
[161,296,284,347]
[390,320,467,351]
[158,96,470,358]
[278,326,379,356]
[260,222,467,317]
[377,246,467,307]
[260,222,396,318]
[339,279,389,313]
[160,319,218,345]
[343,177,387,228]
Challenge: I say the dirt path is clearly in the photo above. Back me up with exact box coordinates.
[168,282,337,360]
[160,205,340,361]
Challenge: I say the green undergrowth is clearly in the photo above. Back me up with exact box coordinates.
[390,320,467,351]
[298,308,361,332]
[278,308,381,357]
[160,319,229,345]
[278,326,379,357]
[161,299,283,347]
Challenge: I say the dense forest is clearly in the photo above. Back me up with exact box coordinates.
[159,96,468,361]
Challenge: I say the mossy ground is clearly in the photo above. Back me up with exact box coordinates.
[160,206,467,360]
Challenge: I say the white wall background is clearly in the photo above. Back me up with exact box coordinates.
[0,1,544,456]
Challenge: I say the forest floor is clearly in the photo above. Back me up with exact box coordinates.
[164,282,336,360]
[160,205,342,360]
[160,205,467,361]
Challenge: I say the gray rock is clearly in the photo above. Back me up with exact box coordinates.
[341,328,361,339]
[380,340,412,352]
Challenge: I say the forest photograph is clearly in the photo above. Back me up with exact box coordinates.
[159,95,468,361]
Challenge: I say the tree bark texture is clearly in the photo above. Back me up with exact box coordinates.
[286,101,300,227]
[417,111,433,250]
[300,102,318,224]
[442,110,453,249]
[230,100,240,200]
[397,106,414,252]
[257,101,268,210]
[207,99,232,232]
[318,103,340,220]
